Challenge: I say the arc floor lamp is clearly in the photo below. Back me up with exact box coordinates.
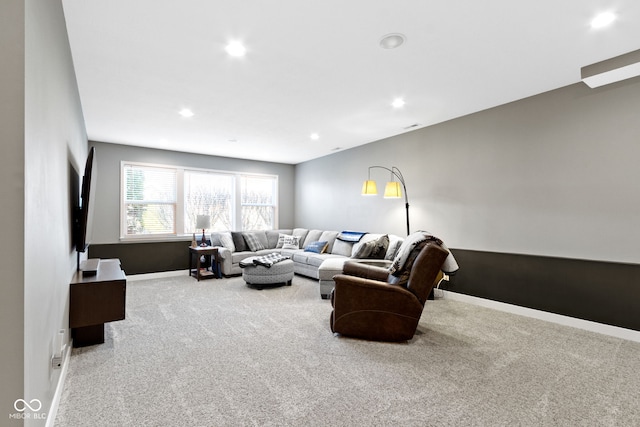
[361,166,410,236]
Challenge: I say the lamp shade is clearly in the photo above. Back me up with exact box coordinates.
[383,181,402,198]
[195,215,210,230]
[361,180,378,195]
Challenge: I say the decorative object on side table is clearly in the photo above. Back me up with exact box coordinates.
[195,215,210,247]
[361,165,410,236]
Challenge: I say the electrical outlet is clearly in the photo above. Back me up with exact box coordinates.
[52,355,63,369]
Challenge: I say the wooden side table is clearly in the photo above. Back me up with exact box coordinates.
[189,246,221,280]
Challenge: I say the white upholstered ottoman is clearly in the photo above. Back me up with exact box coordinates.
[241,257,294,290]
[318,258,349,299]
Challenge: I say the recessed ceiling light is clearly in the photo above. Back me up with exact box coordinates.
[591,11,616,29]
[179,108,194,118]
[225,41,247,57]
[380,33,406,49]
[310,133,320,140]
[391,98,405,108]
[403,123,421,130]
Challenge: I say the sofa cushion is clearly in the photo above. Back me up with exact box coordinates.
[232,251,257,264]
[231,232,248,252]
[243,232,266,251]
[291,251,309,264]
[266,230,290,248]
[293,252,341,268]
[292,228,309,248]
[279,248,301,258]
[256,248,279,257]
[331,239,353,257]
[302,230,323,248]
[318,231,339,253]
[304,241,328,253]
[318,257,350,280]
[219,232,235,252]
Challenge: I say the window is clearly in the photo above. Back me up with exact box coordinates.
[123,164,177,235]
[183,170,234,233]
[121,162,278,238]
[241,175,277,231]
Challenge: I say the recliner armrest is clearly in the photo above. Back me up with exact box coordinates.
[330,274,424,341]
[332,274,422,313]
[341,261,390,282]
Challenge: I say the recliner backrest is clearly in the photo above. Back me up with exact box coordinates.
[404,243,449,304]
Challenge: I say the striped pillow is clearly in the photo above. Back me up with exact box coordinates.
[243,232,265,252]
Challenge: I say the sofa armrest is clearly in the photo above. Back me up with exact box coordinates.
[342,261,390,282]
[215,246,233,275]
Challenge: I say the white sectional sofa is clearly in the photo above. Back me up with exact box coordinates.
[209,228,404,298]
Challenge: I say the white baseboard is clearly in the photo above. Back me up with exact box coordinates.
[127,269,189,282]
[46,341,72,427]
[441,290,640,343]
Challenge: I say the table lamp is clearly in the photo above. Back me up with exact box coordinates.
[195,215,210,247]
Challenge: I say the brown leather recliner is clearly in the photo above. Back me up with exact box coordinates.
[330,242,449,342]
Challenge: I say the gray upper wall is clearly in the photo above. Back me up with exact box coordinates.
[295,78,640,265]
[1,0,88,424]
[1,0,26,418]
[89,142,296,244]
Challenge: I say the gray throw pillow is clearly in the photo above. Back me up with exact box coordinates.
[243,232,265,252]
[231,232,248,252]
[369,235,390,260]
[353,240,376,259]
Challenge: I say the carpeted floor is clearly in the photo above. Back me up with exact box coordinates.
[55,274,640,426]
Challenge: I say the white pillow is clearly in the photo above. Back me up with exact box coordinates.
[219,232,235,252]
[282,235,300,250]
[275,233,291,249]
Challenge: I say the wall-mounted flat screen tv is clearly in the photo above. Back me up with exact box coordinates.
[74,146,96,253]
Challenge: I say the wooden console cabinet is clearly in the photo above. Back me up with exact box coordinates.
[70,259,126,347]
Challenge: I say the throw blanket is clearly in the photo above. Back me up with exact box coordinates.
[337,230,368,242]
[389,231,459,275]
[239,253,291,269]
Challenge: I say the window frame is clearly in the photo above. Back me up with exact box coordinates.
[120,161,278,241]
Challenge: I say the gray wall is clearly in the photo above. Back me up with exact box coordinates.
[0,0,88,425]
[1,0,26,422]
[295,78,640,265]
[89,142,296,244]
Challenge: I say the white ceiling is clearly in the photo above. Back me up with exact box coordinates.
[62,1,640,165]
